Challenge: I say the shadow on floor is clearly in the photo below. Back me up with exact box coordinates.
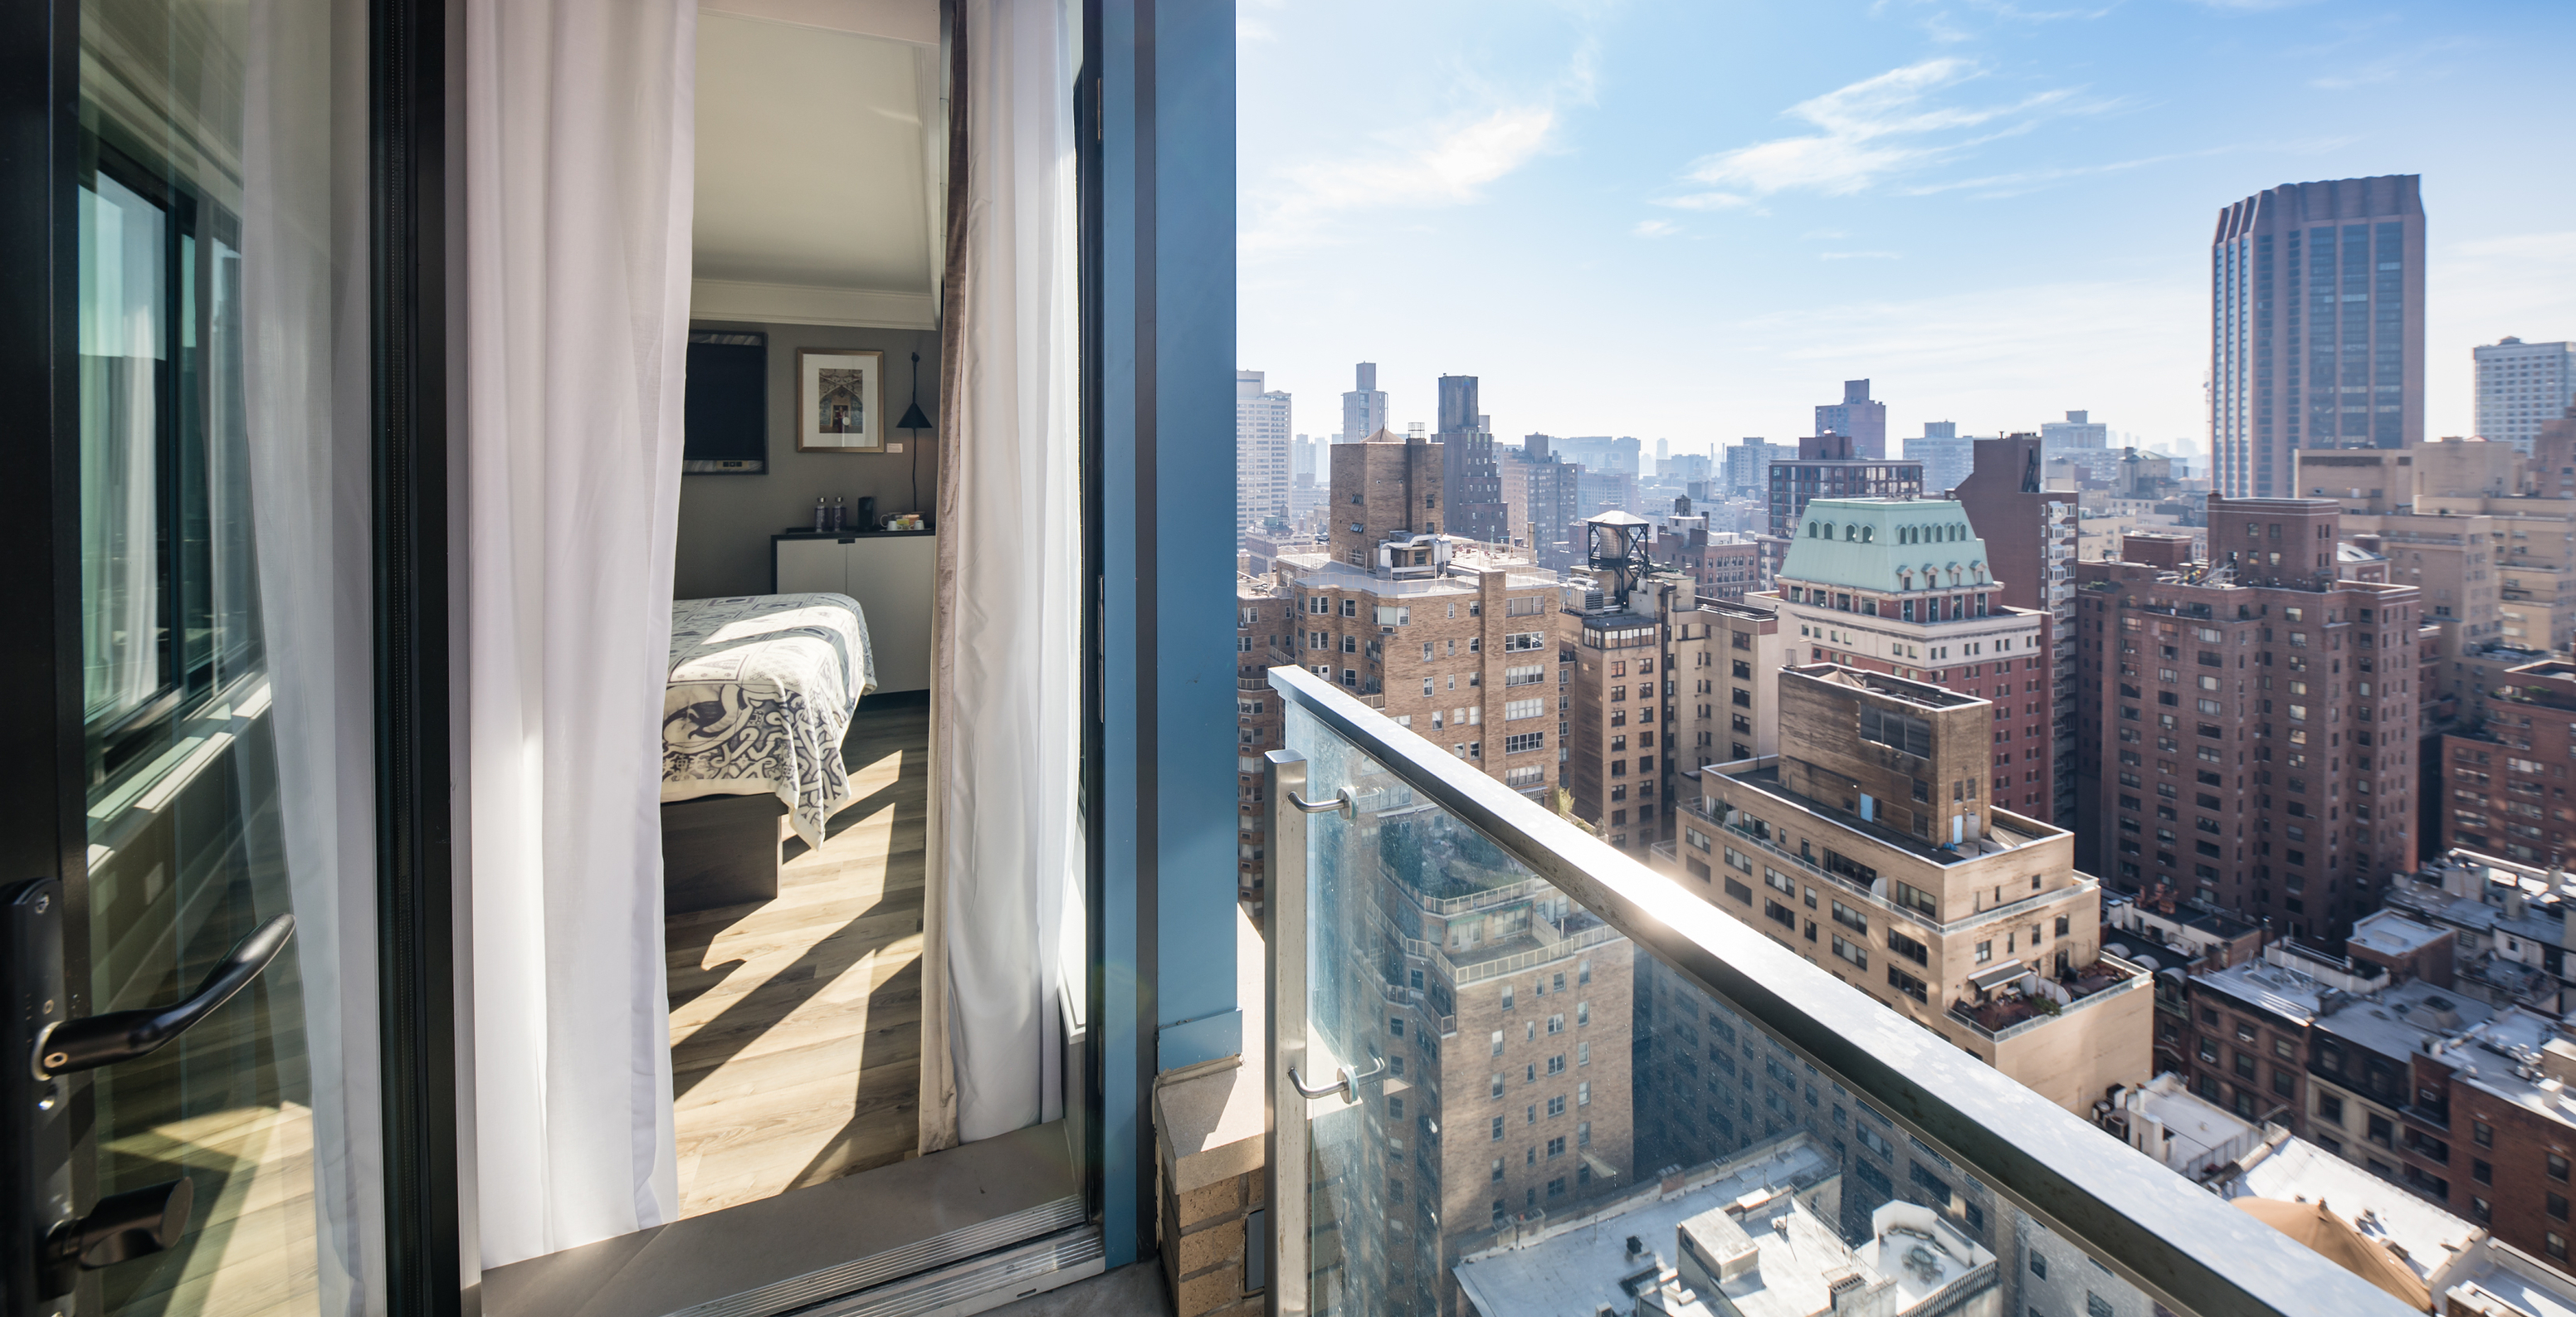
[980,1261,1172,1317]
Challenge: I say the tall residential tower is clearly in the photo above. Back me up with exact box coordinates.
[2209,175,2426,498]
[1815,378,1888,461]
[1339,361,1388,442]
[2473,338,2576,455]
[1236,370,1291,542]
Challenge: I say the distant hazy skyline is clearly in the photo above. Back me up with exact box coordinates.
[1237,0,2576,459]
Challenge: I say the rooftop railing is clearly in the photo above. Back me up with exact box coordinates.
[1262,663,2413,1317]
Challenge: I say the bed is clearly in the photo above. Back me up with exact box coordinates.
[660,593,876,911]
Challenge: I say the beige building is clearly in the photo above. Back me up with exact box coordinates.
[2412,437,2527,501]
[1310,758,1638,1316]
[2339,510,2499,708]
[2414,495,2576,652]
[1669,665,2151,1116]
[1268,433,1572,798]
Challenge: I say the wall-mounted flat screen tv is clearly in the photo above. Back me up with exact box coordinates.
[684,329,768,473]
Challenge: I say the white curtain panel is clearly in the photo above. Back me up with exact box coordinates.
[461,0,697,1266]
[238,0,386,1306]
[924,0,1082,1149]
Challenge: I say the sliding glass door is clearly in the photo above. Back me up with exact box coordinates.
[2,2,379,1314]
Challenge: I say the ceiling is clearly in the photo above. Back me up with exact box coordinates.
[692,2,942,329]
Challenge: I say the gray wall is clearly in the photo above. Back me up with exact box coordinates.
[675,319,943,599]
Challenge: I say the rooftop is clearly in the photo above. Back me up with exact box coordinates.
[1274,550,1560,596]
[1713,760,2064,871]
[1783,663,1984,710]
[2105,892,2262,954]
[2121,1071,2262,1178]
[2443,1008,2576,1134]
[1449,1138,1834,1317]
[1686,1196,1992,1317]
[2314,978,2496,1062]
[2347,909,2451,958]
[2192,957,2342,1026]
[1777,497,1992,596]
[2229,1136,2479,1305]
[2445,1251,2576,1317]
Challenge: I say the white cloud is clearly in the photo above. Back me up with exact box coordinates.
[1664,59,2094,201]
[1242,105,1558,256]
[1658,61,2101,206]
[1239,38,1598,259]
[1659,191,1756,211]
[1634,219,1682,238]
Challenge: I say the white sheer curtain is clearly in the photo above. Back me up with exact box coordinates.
[461,0,698,1266]
[239,0,385,1306]
[921,0,1083,1151]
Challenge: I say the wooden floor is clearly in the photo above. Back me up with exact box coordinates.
[668,697,929,1219]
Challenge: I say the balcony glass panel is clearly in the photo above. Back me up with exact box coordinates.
[1270,669,2410,1317]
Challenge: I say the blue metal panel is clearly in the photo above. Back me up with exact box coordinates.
[1095,0,1237,1270]
[1148,0,1240,1076]
[1096,0,1144,1269]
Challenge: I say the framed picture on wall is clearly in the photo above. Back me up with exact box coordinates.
[796,348,884,452]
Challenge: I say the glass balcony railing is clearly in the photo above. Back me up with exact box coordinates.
[1262,664,2413,1317]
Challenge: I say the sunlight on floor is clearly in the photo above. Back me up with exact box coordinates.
[103,1101,320,1317]
[670,705,928,1218]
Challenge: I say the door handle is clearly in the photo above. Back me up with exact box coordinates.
[1284,787,1355,820]
[42,1176,193,1290]
[32,914,293,1079]
[1286,1055,1384,1105]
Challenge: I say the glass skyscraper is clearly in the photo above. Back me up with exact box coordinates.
[2208,175,2425,498]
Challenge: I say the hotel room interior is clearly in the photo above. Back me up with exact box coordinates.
[8,1,1246,1314]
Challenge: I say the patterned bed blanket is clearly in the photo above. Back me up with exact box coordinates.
[661,593,877,847]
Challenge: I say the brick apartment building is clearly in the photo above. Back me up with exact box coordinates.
[2169,938,2394,1139]
[1558,512,1783,854]
[1655,516,1764,602]
[2072,497,2422,944]
[2146,858,2576,1266]
[1666,663,2151,1118]
[2442,658,2576,870]
[1955,435,2080,823]
[1310,780,1637,1315]
[1235,573,1292,905]
[1437,374,1510,546]
[1499,441,1581,569]
[1761,497,2058,822]
[1267,432,1570,791]
[2303,977,2576,1266]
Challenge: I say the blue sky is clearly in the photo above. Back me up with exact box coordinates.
[1237,0,2576,461]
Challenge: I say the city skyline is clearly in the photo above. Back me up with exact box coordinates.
[1240,0,2576,455]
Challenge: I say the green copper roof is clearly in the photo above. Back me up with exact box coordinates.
[1779,498,1991,593]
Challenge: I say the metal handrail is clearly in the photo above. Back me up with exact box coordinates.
[1262,664,2410,1317]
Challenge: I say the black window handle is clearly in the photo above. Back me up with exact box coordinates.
[32,914,294,1078]
[46,1176,193,1281]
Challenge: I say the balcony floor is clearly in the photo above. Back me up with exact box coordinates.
[667,695,928,1218]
